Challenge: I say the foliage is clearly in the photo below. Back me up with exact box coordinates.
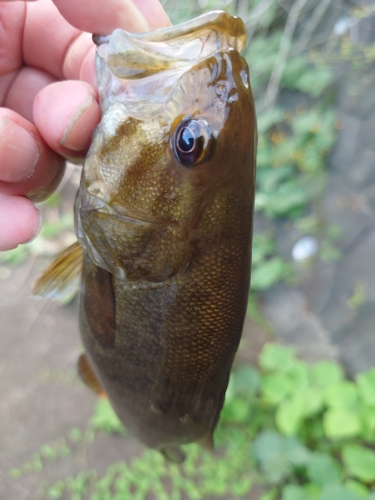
[251,233,291,291]
[11,343,375,500]
[90,398,126,436]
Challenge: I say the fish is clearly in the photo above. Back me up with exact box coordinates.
[34,10,257,461]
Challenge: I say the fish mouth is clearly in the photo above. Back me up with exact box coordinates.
[94,11,246,80]
[93,10,246,52]
[94,11,247,119]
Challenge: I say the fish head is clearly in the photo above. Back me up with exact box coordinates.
[76,11,256,282]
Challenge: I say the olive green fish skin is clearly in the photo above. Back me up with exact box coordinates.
[76,12,256,452]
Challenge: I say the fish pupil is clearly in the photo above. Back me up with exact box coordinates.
[179,128,195,153]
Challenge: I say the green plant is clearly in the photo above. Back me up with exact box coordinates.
[12,343,375,500]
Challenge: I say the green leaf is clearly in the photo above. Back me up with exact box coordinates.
[298,388,324,418]
[68,428,84,443]
[260,488,279,500]
[293,67,335,97]
[323,408,361,440]
[358,403,375,441]
[281,485,308,500]
[253,430,309,484]
[342,444,375,482]
[356,367,375,406]
[9,468,22,478]
[275,397,304,436]
[261,373,293,405]
[90,398,126,435]
[41,445,57,460]
[231,476,252,496]
[252,430,284,463]
[221,397,250,424]
[302,483,321,500]
[306,452,341,487]
[345,480,368,498]
[259,344,297,372]
[287,361,310,392]
[320,484,363,500]
[252,233,277,266]
[251,257,290,291]
[231,364,260,398]
[257,108,284,133]
[322,381,357,408]
[310,361,344,387]
[255,182,308,218]
[282,437,310,467]
[252,430,292,483]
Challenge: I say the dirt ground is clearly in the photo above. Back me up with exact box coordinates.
[0,257,145,499]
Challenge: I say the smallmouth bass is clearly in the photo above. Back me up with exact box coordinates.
[34,11,257,461]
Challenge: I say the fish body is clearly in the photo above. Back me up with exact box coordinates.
[36,11,257,458]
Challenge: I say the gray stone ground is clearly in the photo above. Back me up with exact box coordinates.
[259,12,375,375]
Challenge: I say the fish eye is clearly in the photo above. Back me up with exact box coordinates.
[174,119,215,166]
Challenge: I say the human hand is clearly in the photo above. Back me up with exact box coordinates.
[0,0,170,251]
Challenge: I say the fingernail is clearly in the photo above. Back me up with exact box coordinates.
[60,95,98,151]
[0,117,40,182]
[23,208,42,245]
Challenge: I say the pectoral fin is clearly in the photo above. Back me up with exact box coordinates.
[83,262,116,348]
[33,241,83,299]
[78,353,106,396]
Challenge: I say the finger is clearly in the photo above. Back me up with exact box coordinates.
[24,0,84,80]
[0,194,41,252]
[52,0,170,35]
[4,67,56,123]
[0,109,65,202]
[23,0,171,82]
[33,81,100,159]
[79,46,97,88]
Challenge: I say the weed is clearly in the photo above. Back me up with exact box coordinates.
[20,343,375,500]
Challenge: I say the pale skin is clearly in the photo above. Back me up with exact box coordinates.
[0,0,171,251]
